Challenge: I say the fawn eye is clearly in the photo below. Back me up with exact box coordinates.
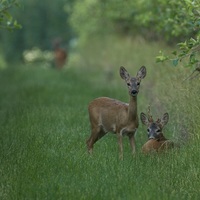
[156,129,160,133]
[127,83,131,86]
[147,128,150,132]
[137,82,140,86]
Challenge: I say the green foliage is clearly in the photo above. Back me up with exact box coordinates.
[70,0,200,68]
[0,0,200,67]
[0,50,7,69]
[0,0,21,30]
[70,0,200,41]
[135,0,200,39]
[156,36,200,68]
[153,0,200,68]
[0,0,74,62]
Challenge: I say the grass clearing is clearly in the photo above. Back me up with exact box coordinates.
[1,36,200,199]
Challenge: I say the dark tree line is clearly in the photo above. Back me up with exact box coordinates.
[0,0,74,62]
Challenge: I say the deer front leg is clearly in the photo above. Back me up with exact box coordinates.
[117,133,123,160]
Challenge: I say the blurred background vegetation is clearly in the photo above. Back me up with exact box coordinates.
[0,0,200,68]
[0,0,74,64]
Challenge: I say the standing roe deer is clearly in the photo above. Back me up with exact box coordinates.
[53,38,67,69]
[86,66,146,159]
[140,111,174,153]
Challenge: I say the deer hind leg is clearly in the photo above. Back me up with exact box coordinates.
[86,126,107,154]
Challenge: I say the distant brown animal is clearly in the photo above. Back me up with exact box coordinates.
[140,112,174,153]
[86,66,147,160]
[53,38,67,69]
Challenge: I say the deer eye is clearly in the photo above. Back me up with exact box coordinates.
[137,82,140,86]
[127,83,131,86]
[156,129,160,133]
[147,128,150,132]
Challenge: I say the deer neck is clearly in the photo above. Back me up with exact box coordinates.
[128,96,137,121]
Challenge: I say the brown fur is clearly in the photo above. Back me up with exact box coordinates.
[142,139,174,153]
[54,48,67,69]
[53,38,67,69]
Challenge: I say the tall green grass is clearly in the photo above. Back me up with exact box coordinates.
[1,36,200,199]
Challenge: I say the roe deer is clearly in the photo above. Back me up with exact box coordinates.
[86,66,146,159]
[53,38,67,69]
[140,111,174,153]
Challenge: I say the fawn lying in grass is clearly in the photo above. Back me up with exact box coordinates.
[140,111,174,153]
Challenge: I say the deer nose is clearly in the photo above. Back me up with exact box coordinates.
[131,90,138,95]
[149,136,155,140]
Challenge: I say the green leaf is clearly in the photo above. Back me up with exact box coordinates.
[3,11,13,21]
[156,55,168,63]
[172,59,179,66]
[172,51,177,56]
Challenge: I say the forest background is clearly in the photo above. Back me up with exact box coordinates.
[1,0,200,66]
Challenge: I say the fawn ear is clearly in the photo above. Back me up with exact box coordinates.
[140,112,149,126]
[120,66,130,80]
[137,66,146,79]
[160,113,169,127]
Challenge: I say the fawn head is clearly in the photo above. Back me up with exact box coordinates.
[120,66,146,97]
[140,112,169,140]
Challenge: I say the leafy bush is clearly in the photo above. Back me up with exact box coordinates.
[0,0,21,30]
[70,0,200,68]
[70,0,199,41]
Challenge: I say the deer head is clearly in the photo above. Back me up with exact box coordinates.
[120,66,146,97]
[140,112,169,141]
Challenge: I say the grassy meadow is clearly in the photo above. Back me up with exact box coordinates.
[0,36,200,199]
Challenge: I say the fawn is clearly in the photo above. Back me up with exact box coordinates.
[86,66,146,159]
[140,111,174,153]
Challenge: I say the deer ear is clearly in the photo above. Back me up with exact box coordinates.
[140,112,149,126]
[160,113,169,127]
[120,66,130,80]
[137,66,146,79]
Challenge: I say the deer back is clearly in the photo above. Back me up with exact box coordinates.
[142,139,174,153]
